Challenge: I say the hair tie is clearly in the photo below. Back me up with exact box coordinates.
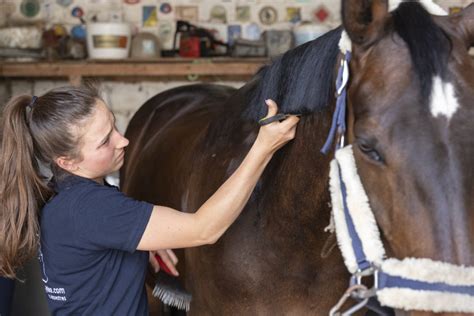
[28,96,38,109]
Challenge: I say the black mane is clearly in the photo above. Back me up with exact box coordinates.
[242,27,343,121]
[392,2,451,100]
[222,2,449,125]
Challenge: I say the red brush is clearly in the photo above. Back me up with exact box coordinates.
[152,254,192,311]
[155,254,174,275]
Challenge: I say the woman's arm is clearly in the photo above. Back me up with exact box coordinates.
[137,100,299,251]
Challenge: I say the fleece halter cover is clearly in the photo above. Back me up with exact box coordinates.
[329,146,474,313]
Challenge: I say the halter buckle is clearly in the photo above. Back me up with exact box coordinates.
[350,266,379,299]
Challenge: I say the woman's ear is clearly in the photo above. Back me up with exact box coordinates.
[55,156,79,172]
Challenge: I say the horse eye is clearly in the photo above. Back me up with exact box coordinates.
[357,142,384,163]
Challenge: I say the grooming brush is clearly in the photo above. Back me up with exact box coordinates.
[152,254,192,311]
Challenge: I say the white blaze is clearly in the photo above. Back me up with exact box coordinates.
[430,76,459,119]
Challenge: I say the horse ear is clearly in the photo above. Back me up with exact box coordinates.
[452,3,474,49]
[341,0,389,48]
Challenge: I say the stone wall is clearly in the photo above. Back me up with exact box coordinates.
[1,0,471,128]
[1,80,246,134]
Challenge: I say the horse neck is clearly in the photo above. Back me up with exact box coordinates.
[257,108,336,228]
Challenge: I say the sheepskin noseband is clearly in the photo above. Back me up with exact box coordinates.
[328,146,474,314]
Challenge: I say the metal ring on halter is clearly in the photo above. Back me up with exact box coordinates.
[329,284,370,316]
[337,134,345,149]
[349,266,379,300]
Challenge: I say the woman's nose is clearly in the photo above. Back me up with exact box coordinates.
[116,132,129,148]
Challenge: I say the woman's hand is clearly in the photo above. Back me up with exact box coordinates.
[149,249,179,276]
[255,99,299,155]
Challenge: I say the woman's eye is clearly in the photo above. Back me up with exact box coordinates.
[357,141,383,163]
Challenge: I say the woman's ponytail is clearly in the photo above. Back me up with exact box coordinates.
[0,95,52,278]
[0,85,98,278]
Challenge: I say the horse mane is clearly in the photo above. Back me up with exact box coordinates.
[209,2,450,134]
[238,2,450,120]
[241,26,343,122]
[391,2,451,100]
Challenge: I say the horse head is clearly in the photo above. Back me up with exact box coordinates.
[337,1,474,313]
[342,0,473,266]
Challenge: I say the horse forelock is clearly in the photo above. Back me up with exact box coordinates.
[241,27,343,122]
[391,2,452,102]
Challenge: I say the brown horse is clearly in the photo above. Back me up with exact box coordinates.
[121,1,474,315]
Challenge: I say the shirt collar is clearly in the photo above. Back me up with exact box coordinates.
[52,173,117,192]
[52,173,96,192]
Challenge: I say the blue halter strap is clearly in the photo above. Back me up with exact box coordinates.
[321,51,351,154]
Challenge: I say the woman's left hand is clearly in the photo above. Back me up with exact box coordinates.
[149,249,179,276]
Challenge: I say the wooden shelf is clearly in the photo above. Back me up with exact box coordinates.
[0,58,269,85]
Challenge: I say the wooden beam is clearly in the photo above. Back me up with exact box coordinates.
[0,59,268,79]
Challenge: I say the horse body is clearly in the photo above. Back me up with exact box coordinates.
[122,1,474,315]
[122,82,350,313]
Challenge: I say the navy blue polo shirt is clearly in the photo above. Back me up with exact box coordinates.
[39,174,153,315]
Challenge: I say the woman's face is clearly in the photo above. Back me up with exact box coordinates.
[71,99,129,182]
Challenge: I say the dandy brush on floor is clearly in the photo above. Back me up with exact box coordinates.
[152,254,192,311]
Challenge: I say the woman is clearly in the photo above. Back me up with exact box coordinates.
[0,85,299,315]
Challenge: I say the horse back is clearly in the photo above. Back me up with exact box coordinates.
[121,83,236,209]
